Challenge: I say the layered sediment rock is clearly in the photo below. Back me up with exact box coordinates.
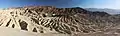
[0,6,119,35]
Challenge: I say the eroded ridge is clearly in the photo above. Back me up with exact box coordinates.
[0,6,119,34]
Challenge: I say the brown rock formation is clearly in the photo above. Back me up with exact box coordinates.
[0,6,120,35]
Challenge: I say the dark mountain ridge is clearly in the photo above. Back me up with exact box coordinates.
[85,8,120,14]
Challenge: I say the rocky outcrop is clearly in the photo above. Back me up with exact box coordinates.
[0,6,120,35]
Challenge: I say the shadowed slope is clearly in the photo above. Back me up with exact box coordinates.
[0,6,120,35]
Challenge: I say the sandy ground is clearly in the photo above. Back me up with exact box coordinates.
[0,27,119,36]
[0,27,38,36]
[0,27,70,36]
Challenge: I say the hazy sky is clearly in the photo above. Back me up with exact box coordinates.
[0,0,120,9]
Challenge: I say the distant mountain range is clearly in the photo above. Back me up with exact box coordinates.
[84,8,120,14]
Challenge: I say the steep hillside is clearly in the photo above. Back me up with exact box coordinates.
[0,6,120,35]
